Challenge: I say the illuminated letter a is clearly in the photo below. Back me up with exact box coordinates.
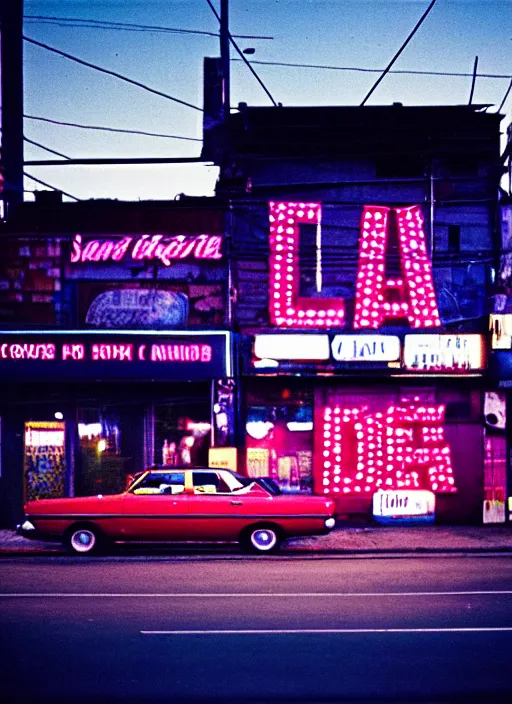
[353,204,441,329]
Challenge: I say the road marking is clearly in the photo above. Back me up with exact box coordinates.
[141,627,512,635]
[2,590,512,598]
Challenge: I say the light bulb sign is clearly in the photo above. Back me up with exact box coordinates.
[268,201,441,330]
[0,331,231,381]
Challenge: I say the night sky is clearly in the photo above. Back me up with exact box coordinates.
[15,0,512,201]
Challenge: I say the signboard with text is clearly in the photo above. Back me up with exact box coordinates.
[251,332,485,374]
[0,331,231,382]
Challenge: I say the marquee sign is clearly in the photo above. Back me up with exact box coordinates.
[252,333,484,373]
[268,201,440,330]
[70,233,223,267]
[319,401,457,496]
[331,335,400,363]
[0,331,231,381]
[403,334,485,371]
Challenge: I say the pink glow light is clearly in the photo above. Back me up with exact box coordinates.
[318,401,456,496]
[268,202,345,327]
[353,205,441,329]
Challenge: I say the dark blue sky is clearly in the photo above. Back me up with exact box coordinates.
[16,0,512,200]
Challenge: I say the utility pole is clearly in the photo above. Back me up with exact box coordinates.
[1,0,24,212]
[220,0,230,122]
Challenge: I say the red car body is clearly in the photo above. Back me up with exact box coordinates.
[18,468,336,554]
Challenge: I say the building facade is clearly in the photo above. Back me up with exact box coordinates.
[215,104,505,524]
[0,197,236,527]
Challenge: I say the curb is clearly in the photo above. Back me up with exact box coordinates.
[2,545,512,557]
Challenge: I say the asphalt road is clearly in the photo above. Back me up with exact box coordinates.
[2,554,512,703]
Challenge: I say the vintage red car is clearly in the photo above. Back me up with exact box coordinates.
[17,468,336,554]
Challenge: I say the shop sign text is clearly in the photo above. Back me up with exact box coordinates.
[0,341,213,363]
[70,233,223,267]
[331,334,400,362]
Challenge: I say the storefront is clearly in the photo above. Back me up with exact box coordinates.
[0,329,234,527]
[242,331,492,525]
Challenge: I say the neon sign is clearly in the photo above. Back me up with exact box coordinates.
[268,202,441,329]
[0,341,212,363]
[70,233,223,266]
[0,332,230,381]
[319,401,456,496]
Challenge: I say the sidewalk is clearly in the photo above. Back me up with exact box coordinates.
[2,524,512,555]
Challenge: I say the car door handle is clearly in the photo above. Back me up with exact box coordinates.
[230,500,243,506]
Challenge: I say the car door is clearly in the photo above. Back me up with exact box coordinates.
[121,471,189,540]
[181,470,248,540]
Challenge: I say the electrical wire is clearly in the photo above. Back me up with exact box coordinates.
[23,172,80,201]
[204,0,278,107]
[24,137,71,160]
[498,79,512,113]
[0,125,71,159]
[24,115,202,141]
[23,35,204,112]
[233,58,511,81]
[360,0,440,106]
[24,15,273,40]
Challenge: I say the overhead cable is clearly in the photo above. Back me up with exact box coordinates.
[23,35,203,112]
[0,125,71,159]
[498,79,512,113]
[233,58,511,81]
[24,15,273,40]
[24,137,71,160]
[24,172,80,201]
[360,0,440,106]
[204,0,278,107]
[24,114,202,141]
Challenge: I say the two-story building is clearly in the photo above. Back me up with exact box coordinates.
[212,103,504,525]
[0,195,235,527]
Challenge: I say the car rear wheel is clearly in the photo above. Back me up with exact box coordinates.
[242,525,282,554]
[65,525,103,555]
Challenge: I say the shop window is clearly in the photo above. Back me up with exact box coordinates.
[245,400,314,494]
[154,402,211,468]
[77,408,132,496]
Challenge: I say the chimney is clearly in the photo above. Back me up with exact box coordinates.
[201,57,224,163]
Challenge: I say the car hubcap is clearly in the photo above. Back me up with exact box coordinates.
[251,529,277,551]
[71,530,96,553]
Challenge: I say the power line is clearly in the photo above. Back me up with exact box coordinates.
[0,124,71,159]
[24,114,202,141]
[24,15,273,40]
[361,0,440,106]
[24,137,71,160]
[233,58,512,81]
[23,35,203,112]
[204,0,278,107]
[24,172,80,201]
[498,79,512,113]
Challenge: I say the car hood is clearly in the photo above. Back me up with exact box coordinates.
[25,493,125,514]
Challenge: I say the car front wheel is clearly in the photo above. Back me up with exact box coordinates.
[242,525,281,554]
[65,525,102,555]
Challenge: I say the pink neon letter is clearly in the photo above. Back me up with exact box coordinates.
[353,205,441,329]
[268,201,345,328]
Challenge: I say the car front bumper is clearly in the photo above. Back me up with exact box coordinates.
[16,520,43,541]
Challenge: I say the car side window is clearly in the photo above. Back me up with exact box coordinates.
[192,471,221,494]
[132,473,185,495]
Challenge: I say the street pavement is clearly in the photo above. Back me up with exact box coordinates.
[2,523,512,555]
[2,555,512,702]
